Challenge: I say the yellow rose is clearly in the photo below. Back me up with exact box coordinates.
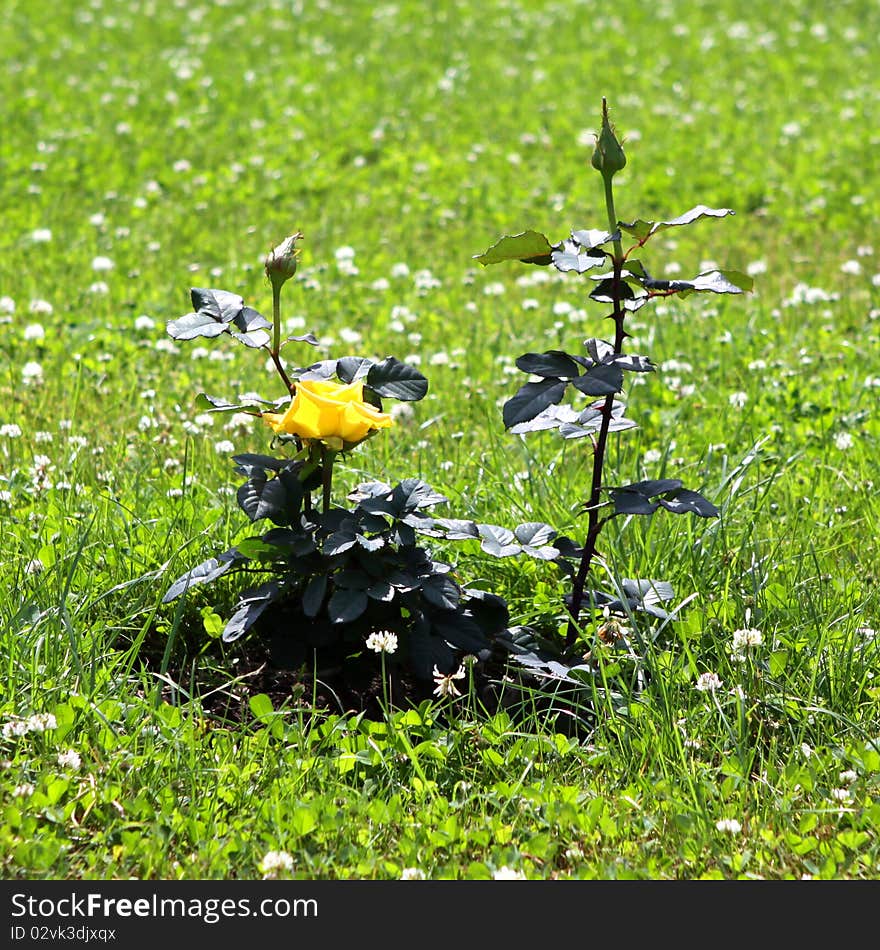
[263,379,393,446]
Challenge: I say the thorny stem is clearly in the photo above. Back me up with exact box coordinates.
[565,171,627,649]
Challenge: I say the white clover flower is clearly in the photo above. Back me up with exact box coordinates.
[729,391,748,409]
[26,713,56,732]
[732,628,763,652]
[715,818,742,834]
[400,867,426,880]
[91,255,114,272]
[2,719,30,738]
[22,361,44,385]
[213,440,235,455]
[834,432,854,451]
[259,850,294,878]
[28,299,53,315]
[839,770,858,784]
[88,281,109,295]
[1,423,22,438]
[390,262,410,279]
[23,323,45,342]
[365,631,399,655]
[13,783,35,797]
[829,788,852,803]
[432,665,466,698]
[695,672,723,692]
[840,259,862,275]
[0,295,15,314]
[25,559,45,575]
[134,315,155,331]
[492,866,527,880]
[30,228,52,243]
[57,749,82,769]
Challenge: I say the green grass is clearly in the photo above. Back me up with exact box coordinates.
[2,0,880,879]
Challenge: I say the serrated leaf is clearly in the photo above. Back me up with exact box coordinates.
[367,357,429,401]
[502,378,568,429]
[237,475,291,524]
[166,311,229,341]
[366,580,396,602]
[336,356,374,383]
[620,578,675,604]
[618,206,735,242]
[687,270,752,294]
[658,488,720,518]
[356,534,385,552]
[508,403,578,435]
[551,239,606,274]
[571,362,624,396]
[431,518,480,540]
[297,359,338,381]
[222,581,281,642]
[477,524,520,558]
[515,351,581,378]
[162,550,244,602]
[429,611,489,653]
[612,354,655,373]
[232,306,271,333]
[474,230,554,266]
[610,490,660,515]
[327,587,368,624]
[392,478,448,512]
[232,453,290,475]
[324,530,358,556]
[514,522,556,547]
[190,288,244,323]
[622,478,684,497]
[285,332,319,347]
[420,574,461,610]
[302,574,327,618]
[589,278,638,303]
[229,328,271,348]
[570,228,618,250]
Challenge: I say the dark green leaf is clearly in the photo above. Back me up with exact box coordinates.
[502,378,567,429]
[478,524,521,558]
[613,354,655,373]
[327,587,368,624]
[508,404,578,435]
[190,288,243,323]
[618,206,735,242]
[571,363,623,396]
[392,479,448,512]
[570,229,618,249]
[420,574,461,611]
[162,549,245,602]
[366,580,396,602]
[464,588,510,637]
[230,328,270,348]
[222,581,281,642]
[623,478,683,497]
[232,306,271,333]
[432,518,480,540]
[610,490,660,516]
[473,230,554,267]
[430,611,489,653]
[367,357,428,401]
[302,574,327,618]
[324,530,358,556]
[285,332,319,347]
[166,311,229,341]
[356,534,385,552]
[515,351,581,378]
[336,356,374,383]
[589,278,638,303]
[194,392,272,414]
[237,475,292,524]
[551,239,605,274]
[514,522,556,547]
[232,453,290,475]
[659,488,720,518]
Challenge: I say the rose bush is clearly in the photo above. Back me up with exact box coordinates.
[262,378,392,448]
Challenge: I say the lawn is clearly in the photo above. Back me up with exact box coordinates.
[1,0,879,880]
